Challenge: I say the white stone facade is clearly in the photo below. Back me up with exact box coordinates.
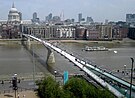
[8,3,20,24]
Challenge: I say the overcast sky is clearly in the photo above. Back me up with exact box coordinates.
[0,0,135,22]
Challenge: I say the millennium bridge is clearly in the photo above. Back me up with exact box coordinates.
[22,34,135,98]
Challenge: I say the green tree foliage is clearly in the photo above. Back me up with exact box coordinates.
[63,77,90,98]
[63,77,114,98]
[37,76,63,98]
[37,76,115,98]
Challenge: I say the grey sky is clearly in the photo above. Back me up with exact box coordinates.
[0,0,135,22]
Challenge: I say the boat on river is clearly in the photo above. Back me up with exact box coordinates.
[82,46,109,51]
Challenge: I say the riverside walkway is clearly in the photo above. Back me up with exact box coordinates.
[23,34,125,97]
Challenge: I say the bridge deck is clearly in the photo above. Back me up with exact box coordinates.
[23,34,125,97]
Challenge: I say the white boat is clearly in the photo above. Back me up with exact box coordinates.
[82,46,109,51]
[114,50,118,53]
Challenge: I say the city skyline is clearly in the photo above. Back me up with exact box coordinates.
[0,0,135,22]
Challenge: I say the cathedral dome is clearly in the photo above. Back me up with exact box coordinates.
[9,3,18,13]
[8,3,21,24]
[10,7,18,13]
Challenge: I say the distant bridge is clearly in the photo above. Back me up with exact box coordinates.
[22,34,135,97]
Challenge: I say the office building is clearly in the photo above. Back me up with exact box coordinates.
[86,17,93,23]
[46,13,53,22]
[78,13,82,22]
[48,13,52,20]
[128,27,135,39]
[52,16,61,23]
[32,12,40,23]
[22,24,75,39]
[33,12,37,20]
[126,14,135,24]
[96,25,113,39]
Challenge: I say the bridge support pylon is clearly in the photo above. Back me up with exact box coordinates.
[46,48,55,65]
[27,37,31,49]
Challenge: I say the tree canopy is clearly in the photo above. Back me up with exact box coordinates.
[37,76,115,98]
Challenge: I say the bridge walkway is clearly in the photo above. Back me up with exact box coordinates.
[23,34,125,97]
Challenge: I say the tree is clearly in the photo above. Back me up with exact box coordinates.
[37,76,115,98]
[37,76,63,98]
[63,77,115,98]
[63,77,93,98]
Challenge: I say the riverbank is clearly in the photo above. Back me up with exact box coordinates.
[0,38,134,44]
[0,39,22,45]
[0,39,22,41]
[47,38,135,44]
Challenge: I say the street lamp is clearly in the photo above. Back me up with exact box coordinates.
[54,70,57,81]
[130,57,134,98]
[12,74,18,98]
[124,65,126,75]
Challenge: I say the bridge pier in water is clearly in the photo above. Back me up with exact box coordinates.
[27,37,31,49]
[21,35,32,49]
[22,34,55,65]
[46,47,55,65]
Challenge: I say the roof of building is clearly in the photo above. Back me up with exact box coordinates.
[9,2,18,13]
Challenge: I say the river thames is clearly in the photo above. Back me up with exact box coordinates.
[0,39,135,83]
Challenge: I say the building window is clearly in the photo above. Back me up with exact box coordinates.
[13,16,16,19]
